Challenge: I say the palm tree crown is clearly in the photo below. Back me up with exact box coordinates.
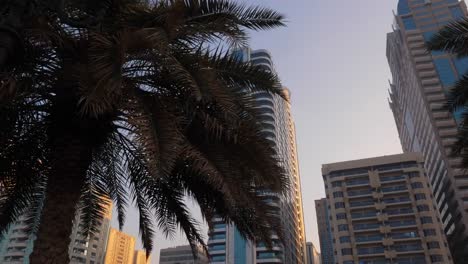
[0,0,287,262]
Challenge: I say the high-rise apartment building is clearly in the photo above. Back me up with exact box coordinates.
[104,228,135,264]
[207,48,306,264]
[0,215,36,264]
[69,201,113,264]
[322,153,452,264]
[314,199,334,264]
[305,242,321,264]
[387,1,468,262]
[0,202,112,264]
[159,245,208,264]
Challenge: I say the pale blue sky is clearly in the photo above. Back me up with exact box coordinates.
[113,1,411,263]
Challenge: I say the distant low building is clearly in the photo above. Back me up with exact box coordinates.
[159,245,208,264]
[306,242,321,264]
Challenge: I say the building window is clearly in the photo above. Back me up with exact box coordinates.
[333,192,344,198]
[424,229,437,236]
[417,205,430,212]
[453,57,468,76]
[335,202,345,209]
[211,255,226,262]
[450,6,464,20]
[408,172,420,178]
[411,182,424,189]
[421,217,433,224]
[341,248,353,256]
[431,255,443,263]
[434,58,457,87]
[338,224,349,231]
[402,16,417,30]
[332,181,342,187]
[423,32,444,56]
[415,193,426,200]
[340,236,351,243]
[427,242,440,249]
[398,0,411,15]
[336,213,346,220]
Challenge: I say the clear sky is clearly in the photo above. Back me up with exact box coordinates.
[112,1,410,263]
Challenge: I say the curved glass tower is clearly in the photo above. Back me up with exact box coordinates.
[387,1,468,262]
[207,48,306,264]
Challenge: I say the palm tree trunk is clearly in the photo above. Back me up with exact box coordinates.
[29,134,93,264]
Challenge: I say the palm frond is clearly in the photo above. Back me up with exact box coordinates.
[445,75,468,112]
[427,18,468,56]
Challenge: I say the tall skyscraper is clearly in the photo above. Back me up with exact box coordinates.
[69,201,113,264]
[104,228,135,264]
[314,198,334,264]
[0,202,112,264]
[305,242,321,264]
[159,245,208,264]
[207,48,306,264]
[387,1,468,262]
[321,153,453,264]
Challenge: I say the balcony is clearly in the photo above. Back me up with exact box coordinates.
[351,211,377,220]
[354,223,380,232]
[355,235,383,244]
[388,220,417,228]
[347,190,373,198]
[379,175,406,183]
[350,200,374,208]
[357,247,385,256]
[381,185,408,194]
[386,208,414,216]
[381,197,411,205]
[394,243,423,253]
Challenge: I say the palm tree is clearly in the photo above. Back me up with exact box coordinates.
[0,0,287,262]
[427,18,468,264]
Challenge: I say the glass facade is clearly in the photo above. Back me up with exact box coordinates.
[434,58,457,87]
[389,2,468,262]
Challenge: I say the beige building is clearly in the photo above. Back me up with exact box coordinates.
[104,228,136,264]
[69,201,113,264]
[322,153,452,264]
[306,242,321,264]
[133,250,150,264]
[159,245,208,264]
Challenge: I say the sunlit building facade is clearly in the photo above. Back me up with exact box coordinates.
[133,250,150,264]
[207,48,306,264]
[387,1,468,262]
[322,153,452,264]
[103,228,135,264]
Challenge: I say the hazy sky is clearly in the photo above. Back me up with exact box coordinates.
[113,1,409,263]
